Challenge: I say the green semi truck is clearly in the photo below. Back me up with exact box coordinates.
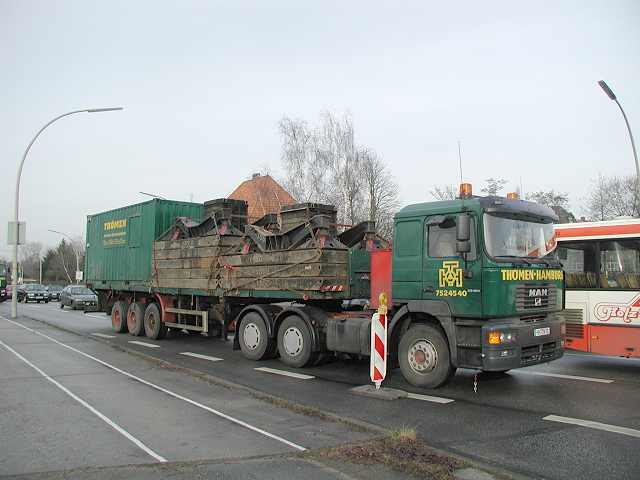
[86,186,565,388]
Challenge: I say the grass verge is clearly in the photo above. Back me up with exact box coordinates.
[312,428,465,480]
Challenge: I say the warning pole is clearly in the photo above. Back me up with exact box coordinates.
[370,292,388,390]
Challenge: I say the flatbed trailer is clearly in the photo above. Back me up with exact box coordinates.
[86,187,566,388]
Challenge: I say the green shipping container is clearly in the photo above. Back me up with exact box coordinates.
[85,199,203,291]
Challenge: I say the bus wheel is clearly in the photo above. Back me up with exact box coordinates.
[398,323,455,389]
[238,312,274,361]
[127,302,146,336]
[277,315,316,368]
[144,303,166,340]
[111,301,129,333]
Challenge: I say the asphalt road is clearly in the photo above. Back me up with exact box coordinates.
[3,301,640,480]
[0,305,383,479]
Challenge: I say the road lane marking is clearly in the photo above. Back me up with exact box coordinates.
[543,415,640,439]
[517,371,613,383]
[92,333,116,339]
[254,367,315,380]
[0,337,167,463]
[406,392,455,404]
[129,341,160,348]
[179,352,223,362]
[1,315,306,452]
[86,314,107,320]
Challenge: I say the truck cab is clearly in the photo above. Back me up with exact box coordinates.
[389,187,565,387]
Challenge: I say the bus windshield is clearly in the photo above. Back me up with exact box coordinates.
[484,214,557,259]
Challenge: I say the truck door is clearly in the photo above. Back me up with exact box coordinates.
[422,215,482,317]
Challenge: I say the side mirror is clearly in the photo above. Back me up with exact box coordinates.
[456,214,471,255]
[457,213,470,242]
[457,240,471,254]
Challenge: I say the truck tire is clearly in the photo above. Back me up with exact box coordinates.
[127,302,146,336]
[398,323,456,389]
[277,315,316,368]
[144,303,167,340]
[111,301,128,333]
[238,312,275,361]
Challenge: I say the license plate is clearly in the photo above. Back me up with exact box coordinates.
[534,327,550,337]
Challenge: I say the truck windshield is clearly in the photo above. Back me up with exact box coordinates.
[484,213,556,259]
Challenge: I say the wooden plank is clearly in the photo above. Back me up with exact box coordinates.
[221,249,347,267]
[225,263,347,279]
[154,236,242,251]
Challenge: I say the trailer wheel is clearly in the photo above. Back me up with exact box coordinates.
[277,315,316,368]
[398,323,455,389]
[111,301,129,333]
[144,303,167,340]
[238,312,274,360]
[127,302,146,336]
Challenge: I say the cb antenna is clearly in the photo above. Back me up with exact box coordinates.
[458,140,463,184]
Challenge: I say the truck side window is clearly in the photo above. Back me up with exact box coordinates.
[427,217,476,260]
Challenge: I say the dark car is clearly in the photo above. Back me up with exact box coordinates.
[60,286,98,310]
[46,285,65,301]
[19,284,50,303]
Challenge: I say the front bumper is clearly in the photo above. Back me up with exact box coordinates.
[481,314,564,371]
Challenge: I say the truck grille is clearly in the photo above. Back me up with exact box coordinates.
[515,283,557,311]
[521,341,558,364]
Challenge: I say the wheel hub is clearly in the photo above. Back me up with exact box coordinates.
[282,327,303,356]
[408,339,438,373]
[243,322,261,350]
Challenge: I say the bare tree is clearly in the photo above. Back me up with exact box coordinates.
[525,190,570,209]
[430,184,458,201]
[586,174,639,220]
[481,177,508,196]
[361,149,400,239]
[19,242,43,281]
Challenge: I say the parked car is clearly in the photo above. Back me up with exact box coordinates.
[59,286,98,310]
[19,284,50,303]
[46,284,65,301]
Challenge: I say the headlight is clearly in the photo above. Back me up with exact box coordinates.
[488,331,517,345]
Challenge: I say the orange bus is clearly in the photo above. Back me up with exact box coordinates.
[555,218,640,358]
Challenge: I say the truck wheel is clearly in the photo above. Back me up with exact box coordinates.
[277,315,316,368]
[127,302,146,336]
[144,303,167,340]
[238,312,275,360]
[398,323,456,389]
[111,301,129,333]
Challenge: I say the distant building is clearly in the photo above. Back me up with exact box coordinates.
[228,173,297,223]
[551,205,576,224]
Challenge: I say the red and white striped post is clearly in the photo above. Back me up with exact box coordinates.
[370,292,388,390]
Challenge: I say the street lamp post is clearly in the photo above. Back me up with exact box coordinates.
[11,107,123,319]
[598,80,639,212]
[48,229,81,284]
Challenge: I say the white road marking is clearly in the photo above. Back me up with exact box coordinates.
[544,415,640,439]
[0,337,167,463]
[406,392,455,404]
[86,314,107,320]
[129,341,160,349]
[254,367,315,380]
[0,315,306,452]
[517,370,613,384]
[92,333,116,339]
[179,352,223,362]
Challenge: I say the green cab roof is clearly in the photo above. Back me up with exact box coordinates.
[395,197,558,222]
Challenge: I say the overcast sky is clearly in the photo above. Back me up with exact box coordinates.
[1,0,638,257]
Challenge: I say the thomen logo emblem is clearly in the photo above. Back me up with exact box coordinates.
[439,261,463,288]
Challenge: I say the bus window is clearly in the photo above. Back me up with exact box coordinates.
[557,241,597,288]
[599,239,640,289]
